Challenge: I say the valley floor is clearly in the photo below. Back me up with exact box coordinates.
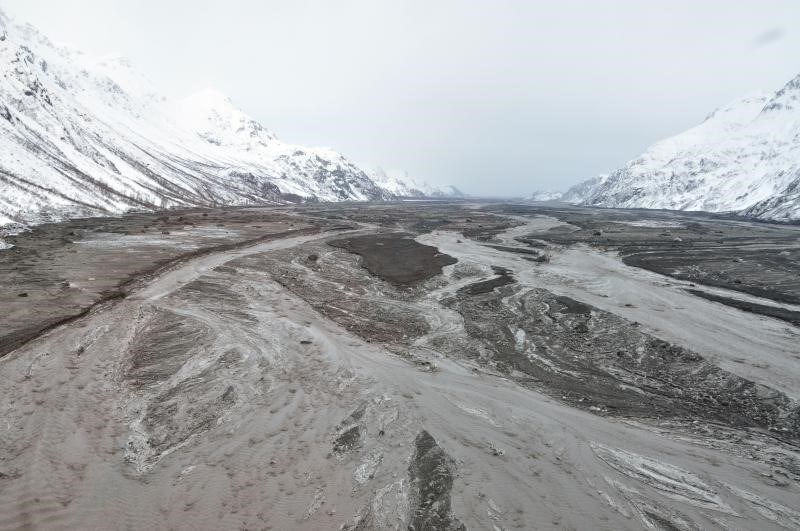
[0,202,799,530]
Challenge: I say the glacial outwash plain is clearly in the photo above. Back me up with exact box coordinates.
[1,201,799,530]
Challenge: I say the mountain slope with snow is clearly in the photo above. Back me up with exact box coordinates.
[565,73,800,221]
[368,167,464,198]
[0,9,392,228]
[528,190,564,202]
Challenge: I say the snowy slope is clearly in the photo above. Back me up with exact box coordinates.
[0,9,391,228]
[528,190,564,202]
[565,73,800,221]
[368,167,464,198]
[561,175,608,204]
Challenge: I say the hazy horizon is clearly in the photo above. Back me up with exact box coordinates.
[4,0,800,196]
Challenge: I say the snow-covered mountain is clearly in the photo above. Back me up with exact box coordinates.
[0,8,395,228]
[561,175,608,204]
[564,73,800,221]
[368,167,465,198]
[528,190,564,202]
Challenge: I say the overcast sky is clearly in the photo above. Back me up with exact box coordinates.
[4,1,800,196]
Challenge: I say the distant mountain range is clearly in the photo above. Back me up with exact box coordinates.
[528,190,566,202]
[555,73,800,221]
[0,9,458,229]
[369,167,464,199]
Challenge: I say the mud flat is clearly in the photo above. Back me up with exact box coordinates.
[0,201,799,530]
[495,204,800,306]
[0,207,320,357]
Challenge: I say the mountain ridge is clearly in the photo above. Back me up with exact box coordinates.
[0,8,459,232]
[368,166,465,199]
[562,72,800,221]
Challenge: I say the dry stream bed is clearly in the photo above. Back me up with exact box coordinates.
[0,202,799,530]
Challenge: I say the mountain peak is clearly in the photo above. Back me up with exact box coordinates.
[182,87,235,110]
[761,72,800,113]
[701,93,768,126]
[529,190,564,202]
[174,87,278,147]
[368,167,463,198]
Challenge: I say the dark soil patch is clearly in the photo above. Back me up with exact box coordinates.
[551,295,593,315]
[685,289,800,327]
[485,244,539,255]
[328,232,457,286]
[513,237,548,248]
[459,268,516,295]
[622,251,800,306]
